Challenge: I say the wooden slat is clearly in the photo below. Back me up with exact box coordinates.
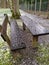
[1,14,9,35]
[9,19,26,51]
[1,14,10,46]
[21,16,49,36]
[20,10,49,27]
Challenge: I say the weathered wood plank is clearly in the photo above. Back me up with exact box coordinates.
[21,16,49,36]
[20,15,49,48]
[20,10,49,27]
[1,14,9,35]
[1,14,10,46]
[9,19,26,51]
[24,12,49,28]
[32,35,38,48]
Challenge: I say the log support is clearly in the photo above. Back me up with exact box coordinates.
[23,23,26,30]
[32,35,38,48]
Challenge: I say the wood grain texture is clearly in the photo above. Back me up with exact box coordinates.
[20,15,49,48]
[21,16,49,36]
[9,19,26,51]
[1,14,10,46]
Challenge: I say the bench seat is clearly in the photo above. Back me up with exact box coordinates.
[21,16,49,36]
[20,15,49,48]
[9,19,26,51]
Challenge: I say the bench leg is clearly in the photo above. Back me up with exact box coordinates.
[32,36,38,48]
[23,23,26,30]
[0,25,2,32]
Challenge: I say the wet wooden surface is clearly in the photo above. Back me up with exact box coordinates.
[20,11,49,48]
[9,19,26,50]
[21,16,49,36]
[1,14,9,35]
[1,14,10,46]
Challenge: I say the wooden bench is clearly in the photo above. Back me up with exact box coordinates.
[20,15,49,48]
[26,13,49,27]
[9,19,26,51]
[1,14,10,46]
[0,14,26,51]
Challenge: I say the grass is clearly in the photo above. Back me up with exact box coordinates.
[36,44,49,65]
[0,40,13,65]
[0,8,11,14]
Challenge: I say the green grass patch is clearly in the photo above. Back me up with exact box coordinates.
[36,44,49,65]
[0,8,12,15]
